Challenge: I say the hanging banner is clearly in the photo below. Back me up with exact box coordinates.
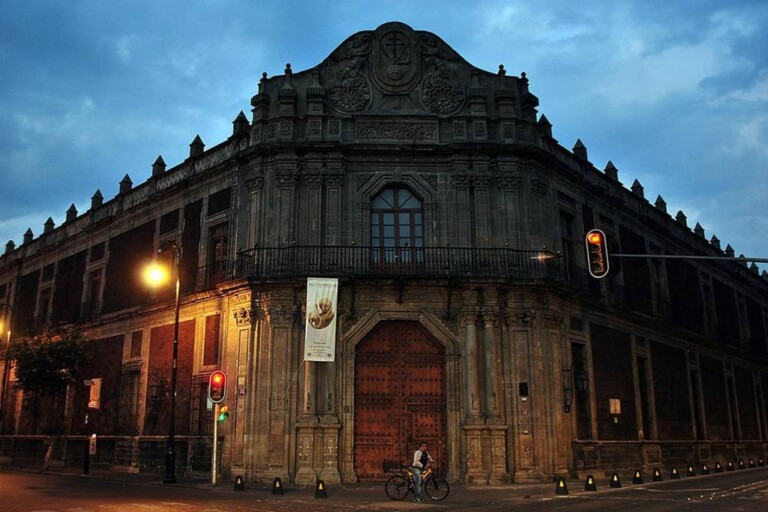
[304,277,338,362]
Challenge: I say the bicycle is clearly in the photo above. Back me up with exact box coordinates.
[384,462,450,501]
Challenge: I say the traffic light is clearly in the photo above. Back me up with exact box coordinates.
[585,229,610,278]
[208,370,227,404]
[218,405,230,422]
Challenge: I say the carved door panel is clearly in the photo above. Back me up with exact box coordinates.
[354,321,446,480]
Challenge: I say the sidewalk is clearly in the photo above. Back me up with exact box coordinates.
[2,462,616,507]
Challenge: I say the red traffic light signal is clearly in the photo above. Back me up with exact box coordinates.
[585,229,610,278]
[208,370,227,404]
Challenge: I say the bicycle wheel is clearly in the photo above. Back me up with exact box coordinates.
[424,475,450,501]
[384,474,410,500]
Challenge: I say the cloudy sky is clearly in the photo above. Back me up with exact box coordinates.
[1,0,767,268]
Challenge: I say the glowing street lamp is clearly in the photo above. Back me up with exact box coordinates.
[144,242,181,484]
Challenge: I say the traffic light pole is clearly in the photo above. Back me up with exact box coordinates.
[212,403,219,487]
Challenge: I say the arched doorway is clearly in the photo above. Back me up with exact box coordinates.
[354,320,447,480]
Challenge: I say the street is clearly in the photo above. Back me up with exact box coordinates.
[0,467,766,511]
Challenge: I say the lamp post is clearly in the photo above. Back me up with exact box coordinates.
[0,303,13,436]
[144,242,181,484]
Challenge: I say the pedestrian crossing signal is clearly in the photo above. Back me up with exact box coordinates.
[585,229,610,278]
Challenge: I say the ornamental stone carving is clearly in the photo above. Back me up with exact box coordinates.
[356,122,437,141]
[328,71,371,113]
[371,22,421,94]
[529,174,549,197]
[496,174,521,190]
[233,307,253,326]
[421,72,464,114]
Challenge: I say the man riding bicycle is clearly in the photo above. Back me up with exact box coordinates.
[412,441,434,502]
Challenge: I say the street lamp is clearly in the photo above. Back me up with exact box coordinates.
[144,241,181,484]
[0,303,13,436]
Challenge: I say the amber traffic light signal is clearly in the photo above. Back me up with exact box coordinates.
[585,229,610,278]
[208,370,227,404]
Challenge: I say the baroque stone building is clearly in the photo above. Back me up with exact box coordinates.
[1,22,767,484]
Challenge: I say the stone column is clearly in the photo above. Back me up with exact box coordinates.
[462,290,481,420]
[482,291,501,420]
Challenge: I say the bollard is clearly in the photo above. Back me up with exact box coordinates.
[670,467,680,480]
[610,473,622,488]
[701,464,710,475]
[748,459,755,468]
[686,465,696,477]
[314,479,328,498]
[759,458,765,467]
[738,460,745,470]
[272,477,284,495]
[632,469,643,485]
[585,475,597,492]
[233,475,245,492]
[727,461,735,471]
[652,468,663,482]
[555,476,568,495]
[715,462,723,473]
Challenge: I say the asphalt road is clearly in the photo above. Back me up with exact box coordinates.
[1,467,767,511]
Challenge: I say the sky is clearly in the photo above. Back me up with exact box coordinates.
[1,0,767,270]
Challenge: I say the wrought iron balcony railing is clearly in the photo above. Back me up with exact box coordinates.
[221,246,571,283]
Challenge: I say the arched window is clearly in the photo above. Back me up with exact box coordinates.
[371,187,424,264]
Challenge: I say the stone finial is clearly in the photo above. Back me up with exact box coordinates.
[631,179,644,198]
[23,228,33,244]
[537,114,552,138]
[4,240,15,255]
[725,244,735,258]
[284,63,292,79]
[152,155,166,177]
[44,217,55,233]
[573,139,588,161]
[119,174,133,194]
[66,203,78,222]
[694,222,705,238]
[498,64,506,76]
[189,135,205,158]
[258,72,268,93]
[655,195,667,213]
[604,161,619,181]
[762,270,768,279]
[675,210,687,227]
[91,189,103,209]
[750,263,759,274]
[232,111,249,136]
[710,235,721,250]
[738,255,748,267]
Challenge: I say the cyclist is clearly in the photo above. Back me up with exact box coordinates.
[411,441,433,502]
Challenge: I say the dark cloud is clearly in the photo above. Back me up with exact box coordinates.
[1,0,766,264]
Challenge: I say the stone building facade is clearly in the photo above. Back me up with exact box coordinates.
[1,22,767,484]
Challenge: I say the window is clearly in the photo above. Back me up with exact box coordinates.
[571,341,592,439]
[370,187,423,265]
[207,223,229,286]
[82,269,102,321]
[159,210,180,234]
[118,371,141,435]
[207,188,232,216]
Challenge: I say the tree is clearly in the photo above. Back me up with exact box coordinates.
[10,328,91,396]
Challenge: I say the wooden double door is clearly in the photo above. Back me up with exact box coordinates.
[354,321,446,480]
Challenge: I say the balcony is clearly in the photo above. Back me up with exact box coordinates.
[193,246,587,288]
